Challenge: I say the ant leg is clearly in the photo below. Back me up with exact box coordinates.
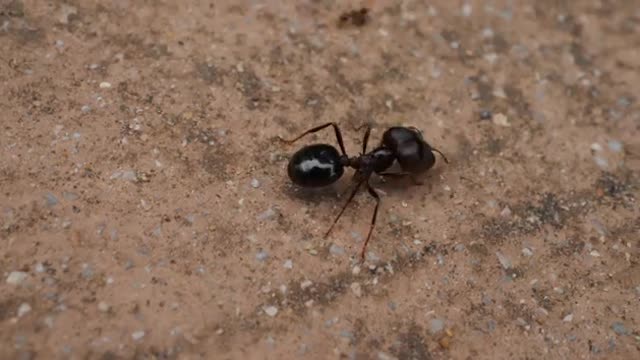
[360,184,381,261]
[361,124,371,154]
[324,180,363,238]
[378,172,423,185]
[277,122,348,156]
[431,147,449,164]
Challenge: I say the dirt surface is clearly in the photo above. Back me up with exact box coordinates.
[1,0,640,359]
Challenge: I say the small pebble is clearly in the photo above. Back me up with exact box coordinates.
[99,82,112,89]
[45,193,59,207]
[98,301,110,312]
[594,156,608,169]
[563,313,574,322]
[329,243,345,256]
[283,259,293,269]
[522,247,533,257]
[352,266,361,275]
[608,140,623,153]
[493,113,511,127]
[131,330,145,341]
[250,178,260,188]
[500,206,512,217]
[257,207,277,221]
[81,263,94,279]
[81,105,91,113]
[429,318,445,334]
[377,351,398,360]
[461,3,472,16]
[256,250,269,262]
[611,322,628,335]
[263,306,278,317]
[590,143,603,152]
[482,27,494,38]
[300,280,313,290]
[17,303,31,317]
[6,271,28,285]
[479,110,492,120]
[496,251,512,269]
[350,282,362,297]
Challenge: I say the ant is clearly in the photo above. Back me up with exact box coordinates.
[279,122,449,261]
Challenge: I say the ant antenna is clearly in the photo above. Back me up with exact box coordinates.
[431,148,449,164]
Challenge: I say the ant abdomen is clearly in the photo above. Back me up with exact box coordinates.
[287,144,345,187]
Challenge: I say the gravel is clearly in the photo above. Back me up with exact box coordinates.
[300,280,313,290]
[131,330,145,341]
[6,271,28,285]
[263,306,278,317]
[329,243,345,256]
[256,250,269,262]
[98,301,110,312]
[429,318,445,334]
[81,263,94,279]
[479,110,492,120]
[496,251,512,269]
[611,322,628,335]
[607,140,623,152]
[350,282,362,298]
[17,303,32,317]
[257,207,277,221]
[45,193,59,207]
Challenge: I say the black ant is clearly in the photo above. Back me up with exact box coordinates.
[279,122,449,261]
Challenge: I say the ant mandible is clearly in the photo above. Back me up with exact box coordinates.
[279,122,448,261]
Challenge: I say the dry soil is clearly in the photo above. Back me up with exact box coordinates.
[1,1,639,359]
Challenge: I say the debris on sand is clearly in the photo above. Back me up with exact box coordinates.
[338,8,370,27]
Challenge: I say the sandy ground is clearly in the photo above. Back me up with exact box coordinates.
[1,0,639,359]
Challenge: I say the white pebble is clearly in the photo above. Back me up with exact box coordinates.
[352,266,361,275]
[131,330,145,341]
[350,282,362,298]
[283,259,293,269]
[6,271,28,285]
[496,251,512,269]
[482,27,494,38]
[250,178,260,188]
[17,303,31,317]
[522,248,533,257]
[300,280,313,289]
[493,113,511,127]
[263,306,278,317]
[99,82,112,89]
[461,3,472,17]
[563,313,574,322]
[98,301,110,312]
[500,206,512,217]
[590,143,603,152]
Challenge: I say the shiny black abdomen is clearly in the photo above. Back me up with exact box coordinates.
[287,144,345,187]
